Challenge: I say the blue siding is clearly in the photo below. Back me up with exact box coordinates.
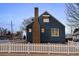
[27,32,32,43]
[27,11,65,43]
[26,23,33,43]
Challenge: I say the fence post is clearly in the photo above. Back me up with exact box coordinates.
[67,40,69,55]
[8,42,11,53]
[27,42,30,54]
[48,42,50,55]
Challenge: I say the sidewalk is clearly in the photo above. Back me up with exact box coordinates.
[0,52,79,56]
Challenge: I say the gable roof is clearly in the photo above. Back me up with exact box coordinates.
[27,11,65,27]
[39,11,65,27]
[41,11,50,15]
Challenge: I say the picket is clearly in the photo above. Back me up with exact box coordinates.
[0,41,78,55]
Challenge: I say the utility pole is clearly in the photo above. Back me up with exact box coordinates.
[11,20,14,43]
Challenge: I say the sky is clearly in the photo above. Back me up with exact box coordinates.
[0,3,70,34]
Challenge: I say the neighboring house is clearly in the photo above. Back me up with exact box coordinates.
[65,34,73,42]
[26,7,65,43]
[73,28,79,42]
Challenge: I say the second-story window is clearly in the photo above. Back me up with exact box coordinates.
[43,15,49,22]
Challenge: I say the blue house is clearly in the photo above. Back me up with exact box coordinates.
[26,7,65,43]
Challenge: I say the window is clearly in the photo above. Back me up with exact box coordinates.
[43,18,49,22]
[28,28,32,32]
[43,15,49,22]
[51,28,59,37]
[41,28,45,33]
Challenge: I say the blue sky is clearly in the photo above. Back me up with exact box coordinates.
[0,3,69,34]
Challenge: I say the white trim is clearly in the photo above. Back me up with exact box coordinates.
[51,28,59,37]
[43,15,50,17]
[28,28,32,32]
[41,28,45,33]
[43,18,49,22]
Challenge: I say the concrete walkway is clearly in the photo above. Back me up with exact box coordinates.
[0,52,79,56]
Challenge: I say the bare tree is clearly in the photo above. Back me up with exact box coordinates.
[0,27,8,36]
[66,3,79,34]
[21,17,33,30]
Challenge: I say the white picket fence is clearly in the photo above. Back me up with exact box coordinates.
[0,41,79,55]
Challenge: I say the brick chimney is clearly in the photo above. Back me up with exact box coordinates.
[32,7,40,43]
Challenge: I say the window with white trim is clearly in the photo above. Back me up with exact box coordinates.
[41,28,45,33]
[43,15,49,22]
[28,28,32,32]
[43,18,49,22]
[51,28,59,37]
